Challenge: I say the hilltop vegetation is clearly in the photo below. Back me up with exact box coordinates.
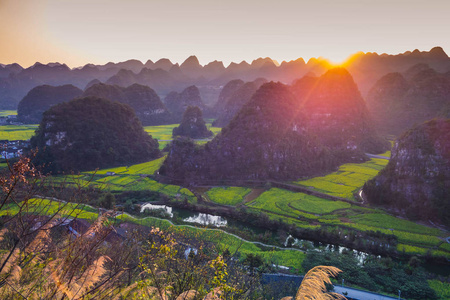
[30,96,160,173]
[83,82,173,125]
[17,84,82,123]
[164,85,207,121]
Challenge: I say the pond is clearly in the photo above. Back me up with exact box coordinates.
[140,203,227,227]
[284,235,371,264]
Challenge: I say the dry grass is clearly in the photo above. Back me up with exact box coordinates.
[295,266,346,300]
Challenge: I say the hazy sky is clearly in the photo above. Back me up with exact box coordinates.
[1,0,449,68]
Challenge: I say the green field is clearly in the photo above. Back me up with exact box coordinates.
[294,157,389,200]
[144,124,178,140]
[0,110,17,117]
[86,156,166,175]
[0,121,221,146]
[50,157,196,202]
[0,198,98,221]
[349,213,442,236]
[244,186,448,256]
[0,125,38,140]
[206,186,252,205]
[144,123,222,149]
[31,146,450,260]
[248,188,352,216]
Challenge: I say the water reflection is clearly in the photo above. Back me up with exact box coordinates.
[140,203,173,217]
[183,213,227,227]
[284,235,371,264]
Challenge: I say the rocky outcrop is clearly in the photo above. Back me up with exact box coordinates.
[83,83,172,125]
[17,84,83,124]
[164,85,206,121]
[172,106,213,139]
[364,119,450,224]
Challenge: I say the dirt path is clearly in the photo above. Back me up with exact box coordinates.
[243,188,265,204]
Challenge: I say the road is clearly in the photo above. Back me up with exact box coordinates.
[334,286,401,300]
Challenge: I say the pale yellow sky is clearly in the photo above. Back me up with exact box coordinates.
[1,0,449,68]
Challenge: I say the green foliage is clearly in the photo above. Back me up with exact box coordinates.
[303,251,437,300]
[438,242,450,252]
[206,186,251,205]
[428,280,450,300]
[99,192,115,209]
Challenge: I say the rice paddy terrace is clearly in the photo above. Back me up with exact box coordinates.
[1,112,448,265]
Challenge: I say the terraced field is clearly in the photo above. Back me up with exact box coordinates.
[248,188,351,216]
[245,187,448,257]
[294,157,389,200]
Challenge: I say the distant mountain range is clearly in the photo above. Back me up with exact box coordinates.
[1,47,448,111]
[366,63,450,135]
